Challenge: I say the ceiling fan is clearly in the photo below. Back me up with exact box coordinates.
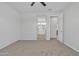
[31,2,46,7]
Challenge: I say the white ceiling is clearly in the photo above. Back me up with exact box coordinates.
[6,2,72,14]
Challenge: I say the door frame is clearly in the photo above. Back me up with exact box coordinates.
[49,13,64,42]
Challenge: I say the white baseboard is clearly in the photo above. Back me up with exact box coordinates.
[0,39,18,49]
[64,42,79,53]
[56,38,79,53]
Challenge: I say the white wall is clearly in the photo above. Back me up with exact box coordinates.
[0,3,21,49]
[22,13,37,40]
[63,3,79,52]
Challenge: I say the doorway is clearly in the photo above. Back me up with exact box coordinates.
[50,14,63,42]
[50,16,58,40]
[37,15,47,40]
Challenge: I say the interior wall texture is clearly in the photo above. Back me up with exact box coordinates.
[0,3,21,49]
[21,13,37,40]
[63,3,79,52]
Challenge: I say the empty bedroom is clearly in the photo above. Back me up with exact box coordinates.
[0,2,79,56]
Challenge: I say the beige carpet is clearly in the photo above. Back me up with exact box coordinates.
[0,39,79,56]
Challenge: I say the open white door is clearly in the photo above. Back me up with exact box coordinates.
[57,13,64,42]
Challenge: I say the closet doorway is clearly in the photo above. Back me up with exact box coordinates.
[50,16,58,40]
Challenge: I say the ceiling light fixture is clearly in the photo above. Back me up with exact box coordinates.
[30,2,47,7]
